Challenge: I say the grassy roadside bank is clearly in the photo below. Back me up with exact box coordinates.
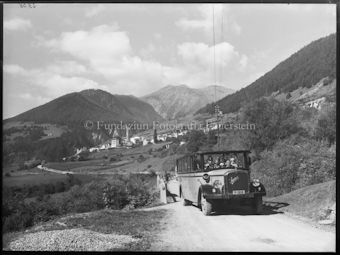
[264,180,335,231]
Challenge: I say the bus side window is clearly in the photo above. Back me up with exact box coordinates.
[188,157,192,172]
[191,156,197,171]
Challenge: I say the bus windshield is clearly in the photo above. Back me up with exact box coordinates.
[203,152,246,171]
[176,151,249,174]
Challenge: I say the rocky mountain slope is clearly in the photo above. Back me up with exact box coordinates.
[140,85,235,119]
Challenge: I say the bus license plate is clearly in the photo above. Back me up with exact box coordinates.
[233,190,245,194]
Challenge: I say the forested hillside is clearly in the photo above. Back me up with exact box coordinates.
[196,33,336,114]
[3,89,164,165]
[6,89,163,127]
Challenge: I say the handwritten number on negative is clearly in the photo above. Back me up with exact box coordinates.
[19,3,36,8]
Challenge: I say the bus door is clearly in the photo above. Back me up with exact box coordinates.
[192,155,203,203]
[185,156,196,202]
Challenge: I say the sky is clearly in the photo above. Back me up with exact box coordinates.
[3,3,337,119]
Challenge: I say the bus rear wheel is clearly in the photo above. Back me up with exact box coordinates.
[181,191,191,206]
[200,192,212,216]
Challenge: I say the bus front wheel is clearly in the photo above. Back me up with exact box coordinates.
[252,196,263,214]
[200,192,212,216]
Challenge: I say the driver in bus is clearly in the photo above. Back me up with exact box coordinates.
[225,159,231,167]
[230,157,238,168]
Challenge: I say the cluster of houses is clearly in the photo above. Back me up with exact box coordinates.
[304,97,326,110]
[73,112,233,158]
[85,127,189,153]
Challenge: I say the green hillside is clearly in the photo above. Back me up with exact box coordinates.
[196,33,336,115]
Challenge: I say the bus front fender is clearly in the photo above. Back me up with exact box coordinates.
[200,184,214,197]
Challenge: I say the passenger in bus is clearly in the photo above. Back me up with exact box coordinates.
[230,157,238,168]
[204,156,213,170]
[219,158,225,168]
[193,156,201,171]
[214,158,220,169]
[225,159,231,167]
[207,156,213,166]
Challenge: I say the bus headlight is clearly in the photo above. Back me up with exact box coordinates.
[203,174,210,183]
[252,179,260,187]
[213,180,223,191]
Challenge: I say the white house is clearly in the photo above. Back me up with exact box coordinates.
[130,136,140,144]
[76,147,87,155]
[305,97,326,110]
[89,147,100,153]
[157,134,167,142]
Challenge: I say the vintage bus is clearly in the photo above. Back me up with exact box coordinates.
[175,150,266,216]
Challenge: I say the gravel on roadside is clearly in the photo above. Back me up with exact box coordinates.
[9,228,139,251]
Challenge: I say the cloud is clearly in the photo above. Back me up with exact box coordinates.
[140,44,156,59]
[163,41,242,87]
[239,54,248,71]
[153,33,162,40]
[246,72,265,84]
[4,63,108,100]
[46,61,88,76]
[58,24,126,61]
[30,23,247,97]
[18,93,49,105]
[4,17,32,31]
[85,4,105,17]
[231,21,242,35]
[176,4,241,37]
[35,24,166,96]
[3,64,26,75]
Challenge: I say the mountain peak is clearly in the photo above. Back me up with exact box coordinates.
[140,84,235,119]
[179,84,190,88]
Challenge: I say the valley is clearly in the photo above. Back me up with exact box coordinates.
[2,30,336,252]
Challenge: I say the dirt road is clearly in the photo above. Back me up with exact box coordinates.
[146,201,335,252]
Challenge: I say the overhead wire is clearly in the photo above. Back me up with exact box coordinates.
[219,4,226,87]
[213,4,216,103]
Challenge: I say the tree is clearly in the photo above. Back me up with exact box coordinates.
[207,130,217,147]
[186,130,206,153]
[314,105,336,145]
[153,129,158,143]
[242,98,300,156]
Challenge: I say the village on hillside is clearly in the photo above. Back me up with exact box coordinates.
[69,90,328,162]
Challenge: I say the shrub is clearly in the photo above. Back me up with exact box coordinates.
[251,135,336,197]
[314,105,336,145]
[55,181,66,193]
[103,174,154,210]
[148,169,157,177]
[58,182,105,214]
[4,172,11,177]
[137,155,146,163]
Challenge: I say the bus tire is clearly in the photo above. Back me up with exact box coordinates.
[252,195,263,214]
[200,192,212,216]
[181,190,191,206]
